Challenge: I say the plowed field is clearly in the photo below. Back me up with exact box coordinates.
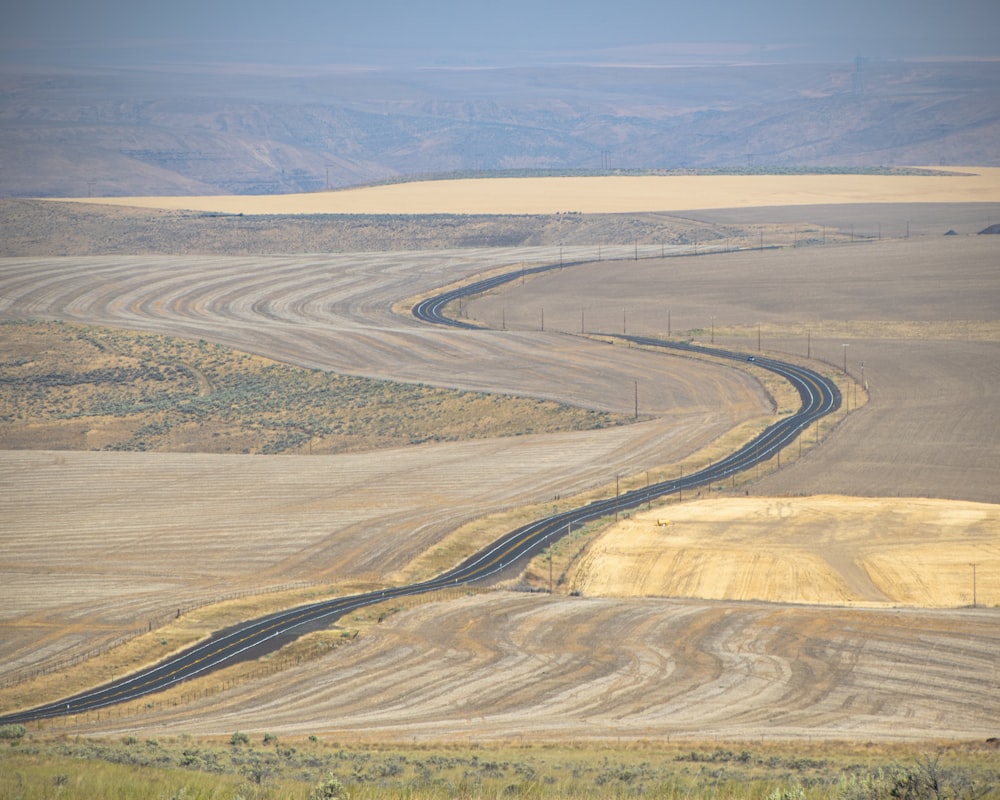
[63,593,1000,743]
[2,183,998,742]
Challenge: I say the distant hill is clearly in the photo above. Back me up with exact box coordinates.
[2,59,998,197]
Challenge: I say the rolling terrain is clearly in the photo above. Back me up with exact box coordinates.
[78,593,999,743]
[2,58,999,197]
[0,246,770,689]
[1,180,998,742]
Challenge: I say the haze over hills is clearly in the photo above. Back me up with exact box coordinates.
[2,57,998,198]
[4,0,999,198]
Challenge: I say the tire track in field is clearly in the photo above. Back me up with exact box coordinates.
[0,250,772,682]
[92,594,1000,742]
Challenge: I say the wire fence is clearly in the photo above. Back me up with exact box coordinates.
[0,581,323,690]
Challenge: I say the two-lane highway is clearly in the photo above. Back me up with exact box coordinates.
[0,258,840,725]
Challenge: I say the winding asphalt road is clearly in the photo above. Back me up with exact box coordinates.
[0,260,840,725]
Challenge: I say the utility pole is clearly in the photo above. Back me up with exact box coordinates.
[634,380,638,419]
[971,563,978,608]
[548,546,553,594]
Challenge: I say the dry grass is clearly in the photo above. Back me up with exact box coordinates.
[568,496,1000,607]
[0,320,629,454]
[6,736,1000,800]
[52,166,1000,215]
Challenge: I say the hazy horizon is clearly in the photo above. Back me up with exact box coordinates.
[3,0,999,68]
[3,0,998,196]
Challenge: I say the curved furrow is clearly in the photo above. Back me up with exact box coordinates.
[0,253,839,724]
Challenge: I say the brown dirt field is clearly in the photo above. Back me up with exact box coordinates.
[0,249,769,685]
[0,250,766,416]
[60,593,1000,744]
[52,167,1000,215]
[2,186,998,743]
[466,235,1000,503]
[0,418,742,683]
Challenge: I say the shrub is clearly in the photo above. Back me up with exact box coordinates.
[230,731,251,747]
[309,772,346,800]
[0,723,26,740]
[838,755,987,800]
[768,788,805,800]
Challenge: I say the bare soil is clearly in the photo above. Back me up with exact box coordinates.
[465,235,1000,503]
[0,248,769,688]
[2,181,998,743]
[62,593,1000,744]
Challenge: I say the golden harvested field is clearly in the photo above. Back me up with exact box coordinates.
[2,176,999,743]
[571,497,1000,607]
[55,167,1000,215]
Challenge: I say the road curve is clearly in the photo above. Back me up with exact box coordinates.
[0,260,840,725]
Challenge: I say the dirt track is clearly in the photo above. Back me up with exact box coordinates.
[2,208,998,741]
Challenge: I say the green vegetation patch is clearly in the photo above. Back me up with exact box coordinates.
[0,320,630,454]
[1,738,997,800]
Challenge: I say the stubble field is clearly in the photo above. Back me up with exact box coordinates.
[52,167,1000,215]
[1,175,999,749]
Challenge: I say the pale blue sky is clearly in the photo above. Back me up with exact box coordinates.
[3,0,998,65]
